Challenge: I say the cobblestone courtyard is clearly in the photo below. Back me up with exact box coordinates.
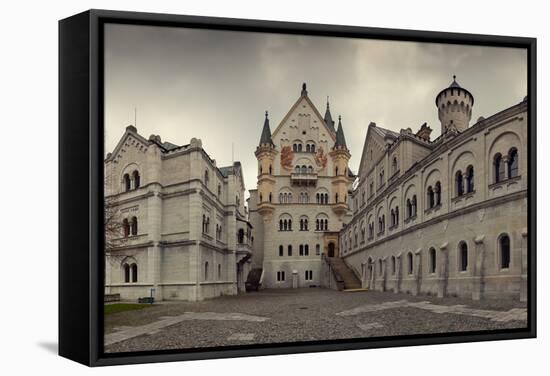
[104,288,527,353]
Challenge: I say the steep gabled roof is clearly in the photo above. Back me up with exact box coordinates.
[271,83,337,142]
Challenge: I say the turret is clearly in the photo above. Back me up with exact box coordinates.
[255,111,277,218]
[436,75,474,134]
[330,116,351,217]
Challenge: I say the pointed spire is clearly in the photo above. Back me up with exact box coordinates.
[334,115,347,149]
[259,110,274,146]
[449,74,461,88]
[324,96,336,133]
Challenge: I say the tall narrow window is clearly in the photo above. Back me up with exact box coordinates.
[391,256,396,275]
[204,262,209,280]
[122,218,130,238]
[500,234,511,269]
[123,174,131,192]
[407,252,413,275]
[132,170,140,189]
[412,195,417,217]
[459,242,468,271]
[427,186,434,208]
[218,264,222,279]
[429,248,436,274]
[316,244,321,256]
[466,165,474,193]
[204,170,209,186]
[299,244,304,256]
[508,148,519,178]
[131,263,138,282]
[435,182,441,206]
[130,217,138,236]
[124,264,130,283]
[455,171,464,196]
[279,245,284,257]
[494,153,505,183]
[288,245,293,256]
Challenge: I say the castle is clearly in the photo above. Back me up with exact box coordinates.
[105,77,528,303]
[340,77,528,301]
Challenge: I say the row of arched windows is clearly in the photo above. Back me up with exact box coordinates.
[316,218,329,231]
[425,181,442,210]
[316,192,329,204]
[494,148,519,184]
[299,218,309,231]
[406,195,418,219]
[367,234,512,279]
[123,263,138,283]
[294,165,314,174]
[455,166,474,197]
[279,219,293,231]
[279,244,321,257]
[202,215,211,234]
[122,217,138,238]
[377,215,385,234]
[299,192,309,204]
[292,143,316,153]
[279,192,293,203]
[123,170,141,192]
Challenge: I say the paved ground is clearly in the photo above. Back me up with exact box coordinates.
[104,288,527,353]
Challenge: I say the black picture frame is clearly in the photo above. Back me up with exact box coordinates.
[59,9,537,367]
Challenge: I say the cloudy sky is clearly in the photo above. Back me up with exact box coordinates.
[105,23,527,193]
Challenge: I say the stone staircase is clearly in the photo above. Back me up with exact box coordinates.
[326,257,362,290]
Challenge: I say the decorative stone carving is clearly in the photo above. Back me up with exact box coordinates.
[280,145,294,171]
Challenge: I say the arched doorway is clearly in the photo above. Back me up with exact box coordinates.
[328,242,335,257]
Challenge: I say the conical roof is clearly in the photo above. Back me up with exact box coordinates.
[334,115,347,148]
[324,98,336,133]
[259,111,274,146]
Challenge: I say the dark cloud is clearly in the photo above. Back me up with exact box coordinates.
[105,24,527,194]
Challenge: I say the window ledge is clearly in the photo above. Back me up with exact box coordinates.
[404,215,417,224]
[424,203,442,214]
[452,191,475,203]
[489,175,521,190]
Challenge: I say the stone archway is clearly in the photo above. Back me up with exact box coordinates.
[328,242,335,257]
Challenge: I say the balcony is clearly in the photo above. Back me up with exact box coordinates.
[290,172,318,186]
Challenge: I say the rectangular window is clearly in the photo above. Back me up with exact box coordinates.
[304,270,313,281]
[277,271,286,281]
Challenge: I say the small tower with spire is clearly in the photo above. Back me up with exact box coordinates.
[255,111,277,218]
[436,75,474,134]
[330,115,351,217]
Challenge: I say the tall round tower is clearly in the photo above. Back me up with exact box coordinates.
[255,111,277,219]
[436,75,474,134]
[330,116,351,218]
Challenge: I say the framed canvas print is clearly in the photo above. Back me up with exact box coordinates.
[59,9,536,366]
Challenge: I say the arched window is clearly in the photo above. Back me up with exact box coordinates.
[335,166,339,176]
[293,144,298,152]
[130,216,138,236]
[279,245,284,257]
[123,174,131,192]
[131,263,138,282]
[392,156,398,174]
[311,144,315,152]
[455,170,464,196]
[288,245,293,256]
[406,199,412,218]
[288,219,292,231]
[132,170,140,189]
[335,193,339,203]
[391,256,396,275]
[283,219,288,231]
[427,186,434,209]
[494,153,505,183]
[269,165,272,175]
[390,209,395,226]
[508,148,519,178]
[459,242,468,271]
[378,259,383,275]
[238,228,245,244]
[412,195,417,216]
[316,219,319,231]
[407,252,413,275]
[299,244,304,256]
[298,144,302,152]
[324,219,328,231]
[499,234,511,269]
[295,165,300,173]
[429,248,436,274]
[204,170,209,186]
[306,144,311,153]
[307,166,313,174]
[466,165,474,193]
[301,165,307,174]
[123,264,130,283]
[122,218,130,238]
[204,262,209,280]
